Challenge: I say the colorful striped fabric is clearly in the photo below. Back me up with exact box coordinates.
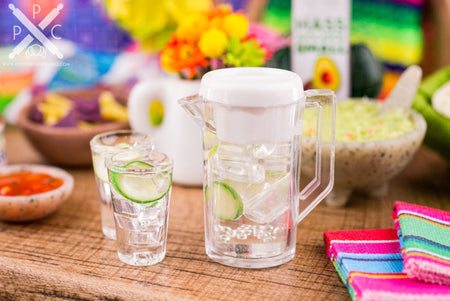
[324,228,450,300]
[393,201,450,286]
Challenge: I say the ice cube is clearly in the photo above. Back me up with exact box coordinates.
[243,172,290,224]
[213,142,265,183]
[261,142,291,173]
[114,212,140,230]
[112,196,141,216]
[128,231,162,247]
[251,144,276,159]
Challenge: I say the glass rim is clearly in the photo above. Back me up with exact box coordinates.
[106,151,173,174]
[89,130,155,150]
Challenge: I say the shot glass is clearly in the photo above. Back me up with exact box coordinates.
[89,130,154,239]
[107,150,173,266]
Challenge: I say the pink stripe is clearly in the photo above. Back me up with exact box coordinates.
[329,241,400,260]
[324,229,398,254]
[405,253,450,265]
[404,256,450,286]
[351,274,450,300]
[394,202,450,222]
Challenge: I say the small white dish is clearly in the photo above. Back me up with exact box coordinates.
[0,164,74,222]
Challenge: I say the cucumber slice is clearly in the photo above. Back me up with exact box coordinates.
[212,181,243,220]
[208,144,218,158]
[205,184,211,202]
[109,161,172,203]
[122,160,151,169]
[92,154,108,183]
[92,150,141,183]
[114,149,142,162]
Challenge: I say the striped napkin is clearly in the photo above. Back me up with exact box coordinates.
[393,201,450,285]
[324,228,450,300]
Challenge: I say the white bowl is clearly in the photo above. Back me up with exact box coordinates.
[0,164,74,222]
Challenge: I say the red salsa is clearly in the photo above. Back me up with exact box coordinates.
[0,172,63,196]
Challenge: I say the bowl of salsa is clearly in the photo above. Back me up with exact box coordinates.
[301,98,426,206]
[0,164,74,222]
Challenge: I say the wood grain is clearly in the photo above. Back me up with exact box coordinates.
[1,126,449,300]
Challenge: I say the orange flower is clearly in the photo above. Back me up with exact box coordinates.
[205,4,232,29]
[205,4,232,21]
[161,37,209,79]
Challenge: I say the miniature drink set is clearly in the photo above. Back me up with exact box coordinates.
[89,67,336,267]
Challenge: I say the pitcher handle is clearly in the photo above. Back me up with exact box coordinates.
[178,95,216,133]
[296,89,335,224]
[128,78,166,136]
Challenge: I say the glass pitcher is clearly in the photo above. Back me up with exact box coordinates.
[179,67,335,268]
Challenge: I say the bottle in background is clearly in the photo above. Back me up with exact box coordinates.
[291,0,351,100]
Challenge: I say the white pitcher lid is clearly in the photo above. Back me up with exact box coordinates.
[199,67,304,107]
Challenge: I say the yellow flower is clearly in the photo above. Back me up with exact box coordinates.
[176,13,208,43]
[104,0,212,52]
[199,28,228,58]
[222,13,248,39]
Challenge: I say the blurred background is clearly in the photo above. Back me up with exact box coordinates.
[1,0,449,108]
[0,0,449,163]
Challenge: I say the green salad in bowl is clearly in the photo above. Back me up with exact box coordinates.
[301,98,426,206]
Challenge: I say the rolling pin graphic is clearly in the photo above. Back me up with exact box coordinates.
[8,4,64,59]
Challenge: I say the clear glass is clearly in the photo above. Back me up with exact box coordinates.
[89,130,154,239]
[179,91,335,268]
[107,150,173,266]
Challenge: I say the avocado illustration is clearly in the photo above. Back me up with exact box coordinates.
[350,44,383,98]
[312,57,341,91]
[412,66,450,161]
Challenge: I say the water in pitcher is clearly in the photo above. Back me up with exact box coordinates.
[178,67,336,268]
[203,129,298,265]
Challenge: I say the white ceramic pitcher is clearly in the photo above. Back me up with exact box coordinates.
[128,77,203,186]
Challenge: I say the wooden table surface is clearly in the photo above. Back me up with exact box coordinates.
[1,126,449,301]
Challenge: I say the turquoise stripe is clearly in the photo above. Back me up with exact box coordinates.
[399,216,450,247]
[404,237,450,259]
[333,261,349,285]
[333,262,356,300]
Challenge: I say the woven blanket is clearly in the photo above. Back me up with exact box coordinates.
[393,201,450,285]
[324,228,450,300]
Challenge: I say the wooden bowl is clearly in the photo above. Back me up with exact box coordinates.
[16,89,129,166]
[0,164,74,222]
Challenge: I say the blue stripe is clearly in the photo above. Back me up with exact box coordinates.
[397,229,405,250]
[337,252,404,278]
